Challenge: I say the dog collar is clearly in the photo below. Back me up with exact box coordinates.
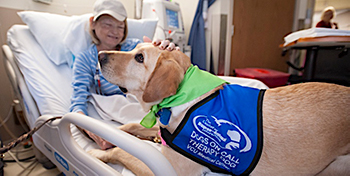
[140,65,228,128]
[157,108,172,126]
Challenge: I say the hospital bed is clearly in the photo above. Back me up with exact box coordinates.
[2,11,268,175]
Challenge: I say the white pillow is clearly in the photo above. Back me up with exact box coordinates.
[62,16,158,67]
[18,11,158,67]
[127,18,158,41]
[18,11,71,66]
[62,17,158,60]
[62,13,93,67]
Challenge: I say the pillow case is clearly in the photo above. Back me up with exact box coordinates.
[127,18,158,41]
[62,13,93,67]
[18,11,71,66]
[17,11,158,67]
[62,15,158,67]
[62,17,158,59]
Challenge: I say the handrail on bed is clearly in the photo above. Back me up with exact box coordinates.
[56,112,177,176]
[2,44,40,129]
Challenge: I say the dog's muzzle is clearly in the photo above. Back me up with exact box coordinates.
[98,52,129,93]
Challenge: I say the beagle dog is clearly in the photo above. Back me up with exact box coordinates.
[88,43,350,176]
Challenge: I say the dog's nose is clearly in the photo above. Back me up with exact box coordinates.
[98,52,109,67]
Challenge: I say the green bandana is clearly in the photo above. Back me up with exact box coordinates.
[140,65,228,128]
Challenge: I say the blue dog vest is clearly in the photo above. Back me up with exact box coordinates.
[160,84,265,175]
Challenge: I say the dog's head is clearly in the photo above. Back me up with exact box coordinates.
[99,43,191,110]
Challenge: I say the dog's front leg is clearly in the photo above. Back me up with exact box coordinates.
[88,148,154,176]
[119,123,159,139]
[162,146,210,175]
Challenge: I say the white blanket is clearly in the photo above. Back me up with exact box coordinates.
[87,94,148,125]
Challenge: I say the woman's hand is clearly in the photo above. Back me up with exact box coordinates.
[85,129,115,150]
[333,22,338,29]
[78,111,115,150]
[143,36,180,51]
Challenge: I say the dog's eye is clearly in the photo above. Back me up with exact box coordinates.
[135,53,144,63]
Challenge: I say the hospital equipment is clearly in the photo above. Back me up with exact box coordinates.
[2,11,268,175]
[141,0,187,53]
[235,68,290,88]
[188,0,233,75]
[0,136,3,176]
[281,28,350,86]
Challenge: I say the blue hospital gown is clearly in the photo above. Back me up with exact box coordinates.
[69,38,141,115]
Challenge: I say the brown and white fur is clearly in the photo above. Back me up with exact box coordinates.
[88,43,350,176]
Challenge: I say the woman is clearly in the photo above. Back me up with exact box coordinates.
[316,6,338,29]
[70,0,178,149]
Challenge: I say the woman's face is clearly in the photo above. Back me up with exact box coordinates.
[92,15,125,50]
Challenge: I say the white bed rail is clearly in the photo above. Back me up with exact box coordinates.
[34,113,176,176]
[2,44,40,129]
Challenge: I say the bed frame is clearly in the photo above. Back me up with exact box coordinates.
[2,27,176,175]
[2,22,268,175]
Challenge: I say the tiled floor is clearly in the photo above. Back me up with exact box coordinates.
[2,144,61,176]
[3,159,61,176]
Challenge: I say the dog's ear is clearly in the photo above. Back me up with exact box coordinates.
[142,51,189,102]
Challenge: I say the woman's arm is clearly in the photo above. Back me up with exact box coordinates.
[70,51,95,115]
[333,22,338,29]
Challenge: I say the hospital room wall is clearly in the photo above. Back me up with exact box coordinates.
[0,7,26,142]
[230,0,296,74]
[313,10,350,30]
[313,0,350,31]
[0,0,198,141]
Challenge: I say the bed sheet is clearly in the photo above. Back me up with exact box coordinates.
[7,24,268,176]
[7,25,72,127]
[7,24,268,132]
[7,25,148,124]
[7,24,145,175]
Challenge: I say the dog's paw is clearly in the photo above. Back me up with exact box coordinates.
[87,149,110,162]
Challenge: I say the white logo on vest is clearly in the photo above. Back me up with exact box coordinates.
[186,115,252,170]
